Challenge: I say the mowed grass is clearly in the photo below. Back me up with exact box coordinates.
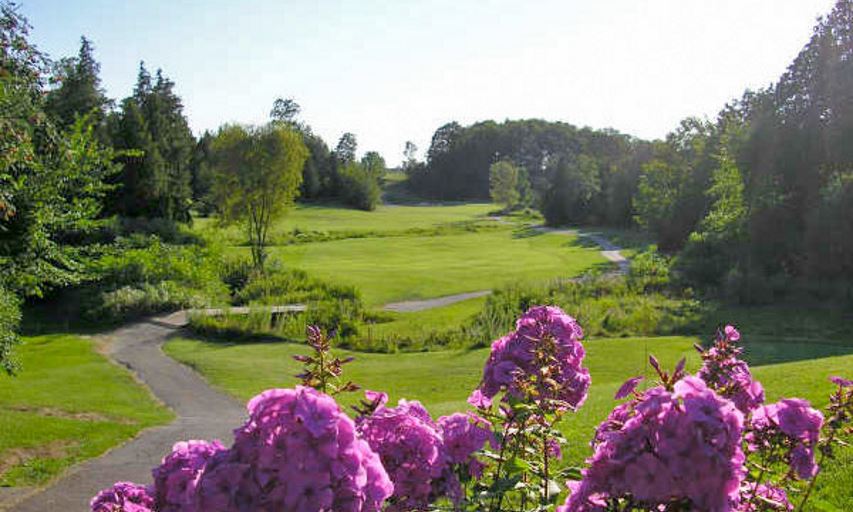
[0,335,173,486]
[165,335,852,509]
[195,203,498,245]
[367,296,488,340]
[261,230,606,306]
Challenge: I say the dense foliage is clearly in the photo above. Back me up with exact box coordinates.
[93,309,852,511]
[0,285,19,374]
[633,1,853,300]
[408,119,650,228]
[107,63,195,222]
[83,238,229,322]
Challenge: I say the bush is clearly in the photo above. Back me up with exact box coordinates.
[234,266,359,306]
[83,237,229,322]
[0,286,21,375]
[95,281,213,320]
[187,263,366,344]
[627,249,671,293]
[458,274,700,345]
[340,161,381,211]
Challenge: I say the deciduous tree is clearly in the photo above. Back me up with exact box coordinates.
[211,124,308,268]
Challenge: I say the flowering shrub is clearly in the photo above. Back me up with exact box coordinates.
[91,482,155,512]
[152,440,225,511]
[356,393,455,511]
[469,305,590,411]
[562,376,745,511]
[558,325,852,512]
[93,311,851,512]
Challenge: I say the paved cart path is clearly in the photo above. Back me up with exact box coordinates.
[9,313,245,512]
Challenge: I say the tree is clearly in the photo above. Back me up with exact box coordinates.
[211,124,308,269]
[542,155,601,225]
[403,141,418,166]
[270,97,300,126]
[1,4,117,298]
[361,151,386,179]
[107,63,194,221]
[44,36,109,133]
[489,160,520,209]
[340,162,381,211]
[338,151,384,211]
[334,132,358,164]
[679,147,748,289]
[189,131,215,214]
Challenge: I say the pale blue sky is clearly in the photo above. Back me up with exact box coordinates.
[22,0,834,165]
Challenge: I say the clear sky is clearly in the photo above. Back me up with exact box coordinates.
[21,0,835,165]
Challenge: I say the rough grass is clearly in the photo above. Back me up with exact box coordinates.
[366,296,488,340]
[0,335,173,486]
[164,334,852,509]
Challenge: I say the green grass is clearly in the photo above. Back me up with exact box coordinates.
[0,335,173,486]
[194,203,499,245]
[262,229,606,306]
[164,335,700,423]
[164,334,852,509]
[367,296,488,340]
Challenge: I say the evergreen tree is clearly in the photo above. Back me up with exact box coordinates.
[44,36,109,133]
[108,63,194,221]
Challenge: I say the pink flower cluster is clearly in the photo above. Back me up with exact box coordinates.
[356,392,492,511]
[437,412,496,478]
[561,376,745,512]
[92,386,393,512]
[468,305,590,410]
[738,483,793,511]
[750,398,823,479]
[698,325,765,413]
[152,440,225,511]
[91,482,155,512]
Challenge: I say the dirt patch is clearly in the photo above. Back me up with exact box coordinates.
[6,405,133,424]
[0,440,77,479]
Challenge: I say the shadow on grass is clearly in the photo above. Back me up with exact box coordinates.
[685,302,853,367]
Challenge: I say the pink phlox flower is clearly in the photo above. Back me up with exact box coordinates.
[614,376,644,400]
[91,482,155,512]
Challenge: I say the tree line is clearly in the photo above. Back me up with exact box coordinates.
[406,0,853,303]
[0,1,386,371]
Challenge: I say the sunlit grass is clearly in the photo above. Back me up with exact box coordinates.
[0,335,173,486]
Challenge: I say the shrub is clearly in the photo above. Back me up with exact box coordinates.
[627,249,671,293]
[94,281,213,320]
[459,274,700,346]
[234,266,359,306]
[187,263,366,344]
[340,161,381,211]
[83,237,229,322]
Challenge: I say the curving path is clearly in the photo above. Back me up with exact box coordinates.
[382,290,493,312]
[9,313,245,512]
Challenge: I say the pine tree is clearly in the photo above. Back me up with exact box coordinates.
[108,63,194,221]
[44,36,109,132]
